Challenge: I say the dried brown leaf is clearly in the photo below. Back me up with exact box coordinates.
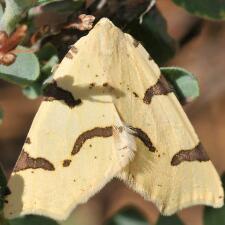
[64,14,96,31]
[0,25,27,65]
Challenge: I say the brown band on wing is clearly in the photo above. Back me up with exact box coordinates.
[132,92,139,98]
[70,46,78,54]
[65,52,73,59]
[25,137,31,144]
[129,127,155,152]
[171,143,209,166]
[63,159,72,167]
[43,81,82,108]
[143,75,173,104]
[72,126,113,155]
[14,151,55,172]
[133,39,140,47]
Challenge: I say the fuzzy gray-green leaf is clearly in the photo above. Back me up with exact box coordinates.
[0,46,40,86]
[0,0,38,33]
[8,215,59,225]
[22,43,59,99]
[161,67,199,104]
[172,0,225,21]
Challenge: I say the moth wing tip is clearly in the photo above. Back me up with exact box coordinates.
[159,197,224,216]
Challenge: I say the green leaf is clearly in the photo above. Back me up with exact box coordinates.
[172,0,225,21]
[204,174,225,225]
[0,0,38,33]
[156,215,183,225]
[160,67,199,104]
[0,46,40,86]
[36,43,58,61]
[37,43,59,80]
[0,4,4,19]
[0,166,9,211]
[127,7,176,65]
[37,0,58,3]
[22,84,42,99]
[29,0,84,18]
[22,43,59,99]
[41,55,58,76]
[8,215,59,225]
[37,0,82,4]
[105,207,149,225]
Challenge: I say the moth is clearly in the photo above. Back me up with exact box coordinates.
[4,18,223,221]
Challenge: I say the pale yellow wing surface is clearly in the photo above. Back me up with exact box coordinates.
[4,18,223,221]
[4,19,138,221]
[111,23,224,214]
[117,93,223,215]
[73,18,223,214]
[4,100,136,221]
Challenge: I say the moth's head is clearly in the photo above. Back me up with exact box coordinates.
[93,17,120,37]
[95,17,114,28]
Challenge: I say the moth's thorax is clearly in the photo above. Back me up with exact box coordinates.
[113,125,136,169]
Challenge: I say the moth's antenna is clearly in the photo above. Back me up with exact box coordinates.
[97,0,107,9]
[121,0,156,32]
[139,0,156,24]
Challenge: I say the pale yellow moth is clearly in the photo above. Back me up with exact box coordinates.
[4,18,223,221]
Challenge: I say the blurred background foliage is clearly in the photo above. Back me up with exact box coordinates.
[0,0,225,225]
